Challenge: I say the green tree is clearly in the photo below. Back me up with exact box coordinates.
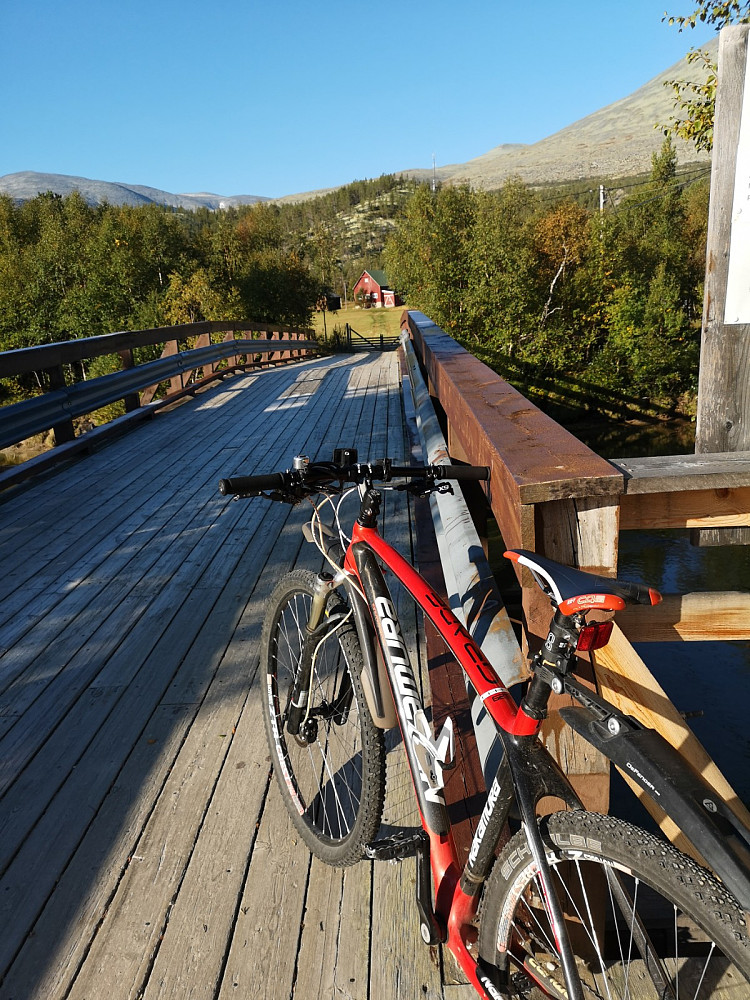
[592,139,702,396]
[463,182,540,353]
[663,1,750,151]
[384,184,474,334]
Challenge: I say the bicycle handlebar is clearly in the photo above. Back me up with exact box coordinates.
[218,459,490,498]
[218,472,288,495]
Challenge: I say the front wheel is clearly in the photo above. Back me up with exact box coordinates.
[260,569,385,866]
[478,811,750,999]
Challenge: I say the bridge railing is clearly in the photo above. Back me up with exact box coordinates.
[0,319,318,488]
[402,309,750,850]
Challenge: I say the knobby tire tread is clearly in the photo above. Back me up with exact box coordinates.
[479,811,750,997]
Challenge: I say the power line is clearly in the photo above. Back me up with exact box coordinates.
[607,168,711,212]
[534,164,711,208]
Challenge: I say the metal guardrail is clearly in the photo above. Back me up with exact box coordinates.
[0,337,316,451]
[401,308,750,846]
[0,320,309,376]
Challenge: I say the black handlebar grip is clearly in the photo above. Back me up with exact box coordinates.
[432,464,490,481]
[218,473,287,495]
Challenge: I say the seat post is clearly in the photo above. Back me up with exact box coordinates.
[520,609,581,720]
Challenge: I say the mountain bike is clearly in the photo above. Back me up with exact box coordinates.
[219,452,750,999]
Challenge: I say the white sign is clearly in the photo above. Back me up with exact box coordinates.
[725,41,750,323]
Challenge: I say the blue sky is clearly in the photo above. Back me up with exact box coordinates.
[1,0,715,199]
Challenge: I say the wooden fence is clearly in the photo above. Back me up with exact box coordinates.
[403,309,750,853]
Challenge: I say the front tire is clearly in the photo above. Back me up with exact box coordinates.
[479,811,750,998]
[260,570,385,866]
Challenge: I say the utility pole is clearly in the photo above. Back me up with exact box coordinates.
[599,184,605,214]
[432,153,437,193]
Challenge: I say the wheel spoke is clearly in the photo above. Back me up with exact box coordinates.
[486,815,750,1000]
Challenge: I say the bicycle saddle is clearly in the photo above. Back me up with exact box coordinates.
[504,549,662,614]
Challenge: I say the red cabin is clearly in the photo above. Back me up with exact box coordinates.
[352,269,403,309]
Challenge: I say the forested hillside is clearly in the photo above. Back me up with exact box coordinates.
[385,140,708,411]
[0,175,418,401]
[0,149,708,418]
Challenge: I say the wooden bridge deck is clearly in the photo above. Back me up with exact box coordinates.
[0,352,473,1000]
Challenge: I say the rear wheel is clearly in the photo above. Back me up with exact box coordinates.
[260,569,385,866]
[479,811,750,998]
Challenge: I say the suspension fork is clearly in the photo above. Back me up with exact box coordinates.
[285,570,343,736]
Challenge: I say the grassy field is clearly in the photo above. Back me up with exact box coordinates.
[311,303,405,343]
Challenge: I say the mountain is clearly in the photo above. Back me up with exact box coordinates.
[0,40,716,206]
[402,40,716,188]
[0,172,269,210]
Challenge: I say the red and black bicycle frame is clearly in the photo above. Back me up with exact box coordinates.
[343,518,586,999]
[340,509,750,999]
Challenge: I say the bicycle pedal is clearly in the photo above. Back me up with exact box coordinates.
[363,831,423,861]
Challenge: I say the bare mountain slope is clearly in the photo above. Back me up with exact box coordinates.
[0,171,269,209]
[404,39,716,188]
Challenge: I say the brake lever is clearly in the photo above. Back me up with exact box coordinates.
[232,489,301,505]
[394,479,454,500]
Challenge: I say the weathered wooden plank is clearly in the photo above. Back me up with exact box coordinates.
[289,858,346,999]
[138,690,272,1000]
[619,486,750,530]
[216,783,311,1000]
[330,860,374,999]
[616,591,750,642]
[611,451,750,493]
[370,859,445,1000]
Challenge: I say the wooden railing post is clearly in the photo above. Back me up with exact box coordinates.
[164,339,182,394]
[46,364,76,445]
[534,497,620,815]
[194,332,213,376]
[695,25,750,544]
